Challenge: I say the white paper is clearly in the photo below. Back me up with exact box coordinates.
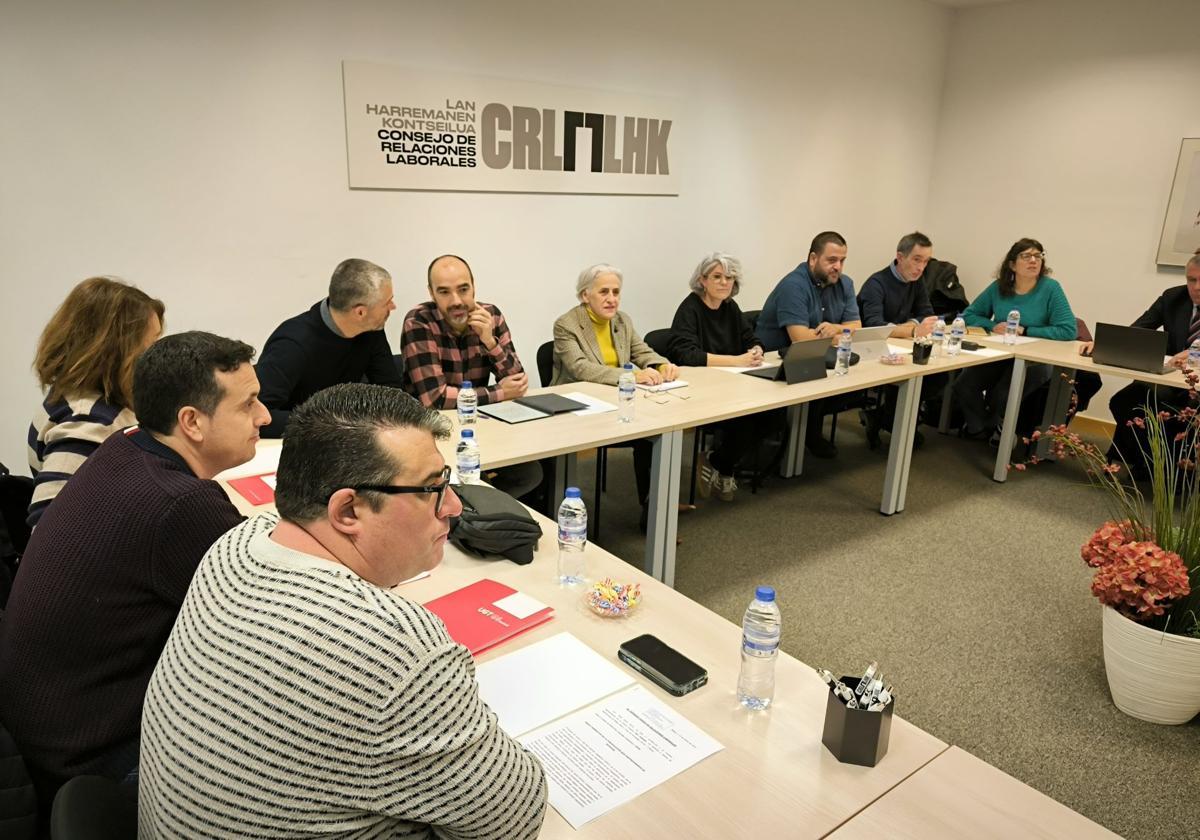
[962,345,1011,358]
[261,474,277,489]
[475,632,635,737]
[562,391,618,416]
[492,591,548,620]
[635,380,689,392]
[215,446,283,481]
[714,363,777,374]
[977,334,1039,346]
[520,685,723,828]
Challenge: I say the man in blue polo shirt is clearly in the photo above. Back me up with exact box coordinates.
[756,231,861,457]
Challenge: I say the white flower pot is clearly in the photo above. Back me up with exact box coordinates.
[1101,605,1200,724]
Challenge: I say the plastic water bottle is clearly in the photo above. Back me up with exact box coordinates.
[618,363,636,423]
[457,380,477,426]
[946,316,966,356]
[456,429,480,484]
[556,487,588,586]
[931,318,946,358]
[737,586,782,710]
[1004,309,1021,346]
[833,329,852,376]
[1188,339,1200,371]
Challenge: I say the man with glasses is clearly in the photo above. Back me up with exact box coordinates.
[256,258,404,438]
[139,383,547,839]
[400,254,542,501]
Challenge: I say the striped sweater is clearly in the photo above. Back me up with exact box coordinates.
[139,513,547,839]
[26,391,135,527]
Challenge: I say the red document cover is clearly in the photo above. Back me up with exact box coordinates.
[227,473,276,506]
[424,579,554,655]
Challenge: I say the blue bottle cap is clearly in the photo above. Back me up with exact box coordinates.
[565,487,582,498]
[755,585,775,602]
[461,429,474,438]
[623,363,633,369]
[462,380,473,388]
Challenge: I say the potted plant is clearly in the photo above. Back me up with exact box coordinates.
[1013,373,1200,724]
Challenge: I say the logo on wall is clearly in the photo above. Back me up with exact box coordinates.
[342,62,679,195]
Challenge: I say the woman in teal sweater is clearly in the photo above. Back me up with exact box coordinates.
[954,238,1077,439]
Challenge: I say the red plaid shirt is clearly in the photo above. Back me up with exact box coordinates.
[400,302,525,409]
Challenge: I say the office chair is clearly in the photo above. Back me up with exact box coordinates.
[0,466,34,611]
[50,776,137,840]
[0,722,37,840]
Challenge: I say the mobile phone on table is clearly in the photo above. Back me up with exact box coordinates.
[618,634,708,696]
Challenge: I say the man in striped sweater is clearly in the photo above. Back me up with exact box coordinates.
[139,383,547,839]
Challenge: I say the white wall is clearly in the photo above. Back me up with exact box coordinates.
[0,0,950,470]
[928,0,1200,419]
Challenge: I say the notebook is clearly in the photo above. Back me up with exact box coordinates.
[478,402,551,424]
[743,337,830,384]
[1092,323,1173,375]
[424,579,555,655]
[515,393,589,414]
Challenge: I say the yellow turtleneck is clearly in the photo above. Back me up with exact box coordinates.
[587,307,619,368]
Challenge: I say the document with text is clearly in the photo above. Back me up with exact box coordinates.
[520,685,723,828]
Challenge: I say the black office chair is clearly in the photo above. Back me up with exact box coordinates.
[0,466,34,611]
[741,309,761,335]
[50,776,137,840]
[643,328,673,360]
[536,341,554,388]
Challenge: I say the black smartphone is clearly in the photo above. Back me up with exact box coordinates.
[961,340,983,351]
[618,634,708,696]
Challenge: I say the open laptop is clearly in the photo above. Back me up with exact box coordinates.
[849,324,896,363]
[1092,323,1173,375]
[743,337,829,384]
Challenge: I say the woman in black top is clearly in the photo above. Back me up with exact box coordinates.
[669,253,776,501]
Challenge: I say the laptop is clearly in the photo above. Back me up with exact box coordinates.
[743,337,829,384]
[848,324,896,363]
[1092,323,1173,375]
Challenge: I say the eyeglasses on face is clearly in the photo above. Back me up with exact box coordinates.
[330,465,454,514]
[1016,251,1045,262]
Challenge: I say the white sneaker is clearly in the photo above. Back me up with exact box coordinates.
[695,451,717,499]
[716,474,738,502]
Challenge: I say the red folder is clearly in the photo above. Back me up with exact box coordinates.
[227,473,276,506]
[424,579,554,655]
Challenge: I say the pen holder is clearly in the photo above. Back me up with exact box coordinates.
[911,342,932,365]
[821,677,893,767]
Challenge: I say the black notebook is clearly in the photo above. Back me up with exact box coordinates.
[515,394,589,414]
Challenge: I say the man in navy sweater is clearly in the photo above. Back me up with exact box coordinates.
[256,258,403,437]
[0,332,269,813]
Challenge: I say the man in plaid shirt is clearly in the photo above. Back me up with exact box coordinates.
[401,255,541,500]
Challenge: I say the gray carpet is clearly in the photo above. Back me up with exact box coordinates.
[576,414,1199,840]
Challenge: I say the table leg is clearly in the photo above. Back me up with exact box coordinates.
[645,429,683,587]
[992,357,1027,482]
[881,375,923,515]
[1036,365,1072,460]
[781,403,809,478]
[552,452,578,503]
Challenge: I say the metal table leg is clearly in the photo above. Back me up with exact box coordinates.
[881,375,923,515]
[645,429,683,587]
[992,357,1027,482]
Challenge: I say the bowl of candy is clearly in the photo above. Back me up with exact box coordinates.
[585,578,642,618]
[879,352,907,366]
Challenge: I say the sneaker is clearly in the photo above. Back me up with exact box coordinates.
[695,451,717,500]
[806,434,838,459]
[716,474,738,502]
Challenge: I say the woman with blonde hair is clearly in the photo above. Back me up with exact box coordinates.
[27,276,164,525]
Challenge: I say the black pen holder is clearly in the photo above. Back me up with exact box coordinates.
[911,342,932,365]
[821,677,893,767]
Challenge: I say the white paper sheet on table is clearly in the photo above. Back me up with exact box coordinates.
[215,445,282,481]
[520,685,724,829]
[962,345,1011,358]
[562,391,618,415]
[714,364,777,374]
[475,632,635,737]
[977,334,1039,346]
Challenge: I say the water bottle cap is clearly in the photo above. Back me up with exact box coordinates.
[461,380,473,388]
[842,327,851,334]
[623,363,633,370]
[461,429,474,438]
[755,585,775,602]
[565,487,581,498]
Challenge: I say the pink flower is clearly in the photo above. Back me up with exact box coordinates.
[1090,542,1191,619]
[1081,520,1140,568]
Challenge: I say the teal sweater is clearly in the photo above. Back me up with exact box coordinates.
[961,277,1076,340]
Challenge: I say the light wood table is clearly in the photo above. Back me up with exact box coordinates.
[218,479,949,839]
[826,746,1119,839]
[985,337,1188,482]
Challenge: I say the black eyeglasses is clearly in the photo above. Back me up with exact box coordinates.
[330,465,454,514]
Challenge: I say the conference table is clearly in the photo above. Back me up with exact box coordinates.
[217,480,1114,838]
[986,336,1189,482]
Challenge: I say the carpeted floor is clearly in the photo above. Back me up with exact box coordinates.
[575,413,1199,840]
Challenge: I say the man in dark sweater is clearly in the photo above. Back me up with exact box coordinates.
[0,332,269,812]
[256,258,402,437]
[857,232,940,449]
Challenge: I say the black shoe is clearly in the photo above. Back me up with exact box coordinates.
[806,435,838,459]
[959,425,991,442]
[860,409,882,450]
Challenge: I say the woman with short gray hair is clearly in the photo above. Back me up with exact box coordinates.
[551,263,678,527]
[669,252,775,501]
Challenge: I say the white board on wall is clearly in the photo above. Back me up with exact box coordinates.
[342,61,680,195]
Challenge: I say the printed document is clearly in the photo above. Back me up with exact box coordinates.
[520,685,723,828]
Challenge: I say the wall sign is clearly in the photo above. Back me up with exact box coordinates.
[342,61,679,195]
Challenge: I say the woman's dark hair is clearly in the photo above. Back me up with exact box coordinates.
[996,238,1051,297]
[133,331,256,435]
